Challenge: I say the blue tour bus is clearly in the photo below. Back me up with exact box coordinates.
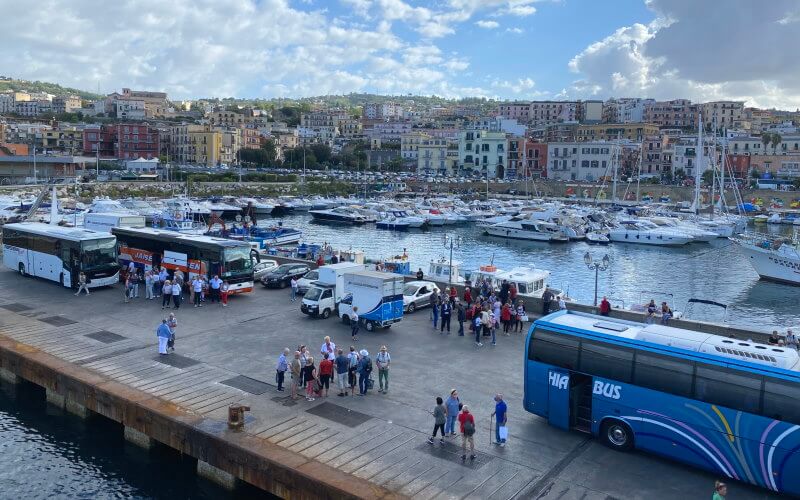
[524,310,800,495]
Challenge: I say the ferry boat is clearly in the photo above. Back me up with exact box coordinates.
[732,232,800,286]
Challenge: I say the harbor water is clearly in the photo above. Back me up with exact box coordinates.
[276,214,799,331]
[0,380,268,500]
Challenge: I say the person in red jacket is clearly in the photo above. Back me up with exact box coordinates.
[463,287,472,306]
[501,301,513,334]
[458,405,476,461]
[599,296,611,316]
[318,353,334,397]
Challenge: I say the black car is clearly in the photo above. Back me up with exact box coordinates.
[261,263,311,288]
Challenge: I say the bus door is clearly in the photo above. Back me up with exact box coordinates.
[569,374,593,433]
[547,369,571,430]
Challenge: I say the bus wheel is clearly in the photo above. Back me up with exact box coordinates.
[321,309,330,319]
[365,321,375,332]
[601,419,633,451]
[18,263,26,276]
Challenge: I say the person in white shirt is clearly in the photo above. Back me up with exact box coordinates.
[350,307,359,341]
[290,277,299,302]
[161,280,172,310]
[320,336,336,361]
[192,278,203,307]
[171,278,182,309]
[376,346,391,394]
[144,270,154,300]
[209,275,222,303]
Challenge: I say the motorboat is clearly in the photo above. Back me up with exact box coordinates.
[608,220,694,246]
[240,198,275,215]
[767,213,783,225]
[309,206,369,224]
[221,223,303,249]
[484,219,569,242]
[87,197,137,214]
[645,217,717,243]
[163,197,211,222]
[202,198,242,219]
[586,230,611,245]
[119,198,158,218]
[428,258,465,284]
[376,210,426,230]
[732,233,800,286]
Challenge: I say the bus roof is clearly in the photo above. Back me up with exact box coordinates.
[537,310,800,373]
[3,222,115,242]
[111,226,251,248]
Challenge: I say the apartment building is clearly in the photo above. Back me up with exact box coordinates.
[641,135,669,177]
[417,138,450,175]
[338,118,363,138]
[112,88,169,117]
[546,142,617,181]
[364,102,404,120]
[643,99,698,128]
[400,131,431,161]
[701,101,744,129]
[52,96,82,114]
[524,141,548,178]
[300,110,349,128]
[83,124,159,160]
[496,101,579,127]
[41,127,83,153]
[576,123,660,142]
[458,130,507,179]
[602,98,654,123]
[578,100,603,123]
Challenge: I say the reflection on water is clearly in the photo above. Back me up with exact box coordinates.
[0,381,268,499]
[274,215,799,330]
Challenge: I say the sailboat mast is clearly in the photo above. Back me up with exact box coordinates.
[695,114,703,215]
[636,142,643,202]
[611,137,619,203]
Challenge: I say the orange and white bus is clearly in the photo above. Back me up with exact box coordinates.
[111,227,257,294]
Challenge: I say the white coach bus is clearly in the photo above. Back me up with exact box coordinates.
[2,222,120,289]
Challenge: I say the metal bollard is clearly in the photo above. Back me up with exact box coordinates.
[227,404,250,429]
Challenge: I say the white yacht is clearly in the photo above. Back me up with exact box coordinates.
[485,219,569,242]
[732,233,800,285]
[608,220,694,246]
[240,198,275,215]
[645,217,718,243]
[87,197,137,214]
[309,206,370,224]
[202,198,242,219]
[163,197,211,221]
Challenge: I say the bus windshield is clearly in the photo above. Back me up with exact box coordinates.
[81,238,117,271]
[223,247,253,278]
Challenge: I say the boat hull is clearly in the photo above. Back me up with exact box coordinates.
[484,226,566,242]
[737,244,800,286]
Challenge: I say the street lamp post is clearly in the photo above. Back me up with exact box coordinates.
[584,252,611,307]
[442,234,462,285]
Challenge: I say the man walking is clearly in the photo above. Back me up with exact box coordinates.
[347,346,359,395]
[458,405,476,461]
[276,348,289,392]
[430,292,440,328]
[440,299,452,334]
[172,278,182,309]
[74,272,90,296]
[445,389,460,436]
[428,396,447,445]
[492,394,508,446]
[376,345,391,394]
[456,301,465,336]
[144,270,153,300]
[335,349,349,396]
[290,277,299,302]
[192,277,203,307]
[290,350,302,400]
[357,349,371,396]
[350,307,359,341]
[130,270,140,298]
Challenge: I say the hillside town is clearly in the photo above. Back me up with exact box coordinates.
[1,80,799,191]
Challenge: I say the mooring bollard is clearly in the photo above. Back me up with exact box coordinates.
[228,404,250,429]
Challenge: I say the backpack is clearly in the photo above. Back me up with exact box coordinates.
[464,417,475,436]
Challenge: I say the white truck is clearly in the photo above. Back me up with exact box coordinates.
[300,262,365,319]
[84,213,146,233]
[337,270,405,331]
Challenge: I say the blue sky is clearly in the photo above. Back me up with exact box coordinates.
[2,0,800,108]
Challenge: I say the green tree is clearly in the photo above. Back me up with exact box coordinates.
[674,168,686,181]
[309,143,331,164]
[761,132,771,154]
[771,133,782,154]
[261,139,277,163]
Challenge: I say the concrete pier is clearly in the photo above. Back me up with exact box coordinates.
[197,460,236,490]
[0,267,779,499]
[124,426,154,449]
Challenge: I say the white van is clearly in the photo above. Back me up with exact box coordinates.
[300,262,365,318]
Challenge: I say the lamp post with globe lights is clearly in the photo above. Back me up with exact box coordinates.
[584,252,611,307]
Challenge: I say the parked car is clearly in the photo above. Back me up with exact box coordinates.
[261,263,311,288]
[402,280,441,313]
[294,269,319,294]
[253,260,279,281]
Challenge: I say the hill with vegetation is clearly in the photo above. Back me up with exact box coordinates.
[0,77,102,100]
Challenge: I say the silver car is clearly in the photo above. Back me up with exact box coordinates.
[253,260,279,281]
[402,280,441,313]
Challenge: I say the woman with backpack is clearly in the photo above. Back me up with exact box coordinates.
[458,405,476,461]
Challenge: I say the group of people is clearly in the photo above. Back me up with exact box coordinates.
[768,328,799,350]
[275,337,391,401]
[428,391,508,461]
[428,279,535,348]
[119,262,231,310]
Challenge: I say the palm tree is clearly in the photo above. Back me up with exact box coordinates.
[771,133,782,154]
[761,132,771,154]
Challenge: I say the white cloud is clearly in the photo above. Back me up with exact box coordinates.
[340,0,372,18]
[505,27,524,34]
[565,0,800,108]
[475,20,500,29]
[492,77,536,93]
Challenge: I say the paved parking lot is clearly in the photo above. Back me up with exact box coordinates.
[0,269,780,499]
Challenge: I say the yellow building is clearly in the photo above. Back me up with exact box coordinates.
[190,129,222,166]
[576,123,659,142]
[42,128,83,153]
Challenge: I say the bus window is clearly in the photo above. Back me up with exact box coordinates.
[579,340,633,383]
[761,379,800,425]
[633,352,694,398]
[529,329,579,370]
[81,239,117,271]
[222,247,253,278]
[694,365,762,414]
